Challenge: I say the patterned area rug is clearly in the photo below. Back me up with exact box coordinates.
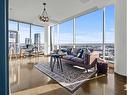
[34,62,97,93]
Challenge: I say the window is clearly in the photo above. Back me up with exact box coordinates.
[31,25,44,44]
[54,5,115,63]
[9,20,18,31]
[19,23,30,45]
[59,20,73,48]
[8,20,18,53]
[76,10,103,44]
[105,5,115,62]
[75,10,103,54]
[51,25,58,49]
[31,25,44,51]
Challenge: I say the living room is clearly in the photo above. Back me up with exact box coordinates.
[0,0,127,95]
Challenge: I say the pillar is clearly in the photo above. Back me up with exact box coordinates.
[44,25,51,55]
[115,0,127,76]
[57,24,60,49]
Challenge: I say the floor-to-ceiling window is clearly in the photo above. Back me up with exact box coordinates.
[9,20,45,53]
[59,20,73,48]
[19,23,30,46]
[31,25,44,52]
[9,21,18,31]
[51,5,115,63]
[9,21,18,54]
[9,20,45,93]
[75,9,103,55]
[105,5,115,63]
[51,25,58,50]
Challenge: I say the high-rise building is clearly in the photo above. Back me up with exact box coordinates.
[34,33,40,45]
[25,38,31,45]
[34,33,41,51]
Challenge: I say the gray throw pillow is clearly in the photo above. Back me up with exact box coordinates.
[77,49,84,58]
[82,52,90,65]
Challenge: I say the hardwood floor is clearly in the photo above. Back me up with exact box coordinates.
[10,56,127,95]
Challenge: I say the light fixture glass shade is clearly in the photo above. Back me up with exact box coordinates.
[39,3,49,22]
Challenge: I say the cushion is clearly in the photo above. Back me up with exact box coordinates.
[66,48,72,55]
[88,48,94,53]
[83,48,91,54]
[77,49,84,58]
[72,48,81,56]
[71,53,77,57]
[71,57,83,63]
[82,53,90,65]
[63,55,74,60]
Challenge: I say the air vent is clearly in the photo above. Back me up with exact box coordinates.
[80,0,90,4]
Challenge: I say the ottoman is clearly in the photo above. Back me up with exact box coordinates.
[97,62,108,74]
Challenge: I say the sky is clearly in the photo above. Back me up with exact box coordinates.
[59,5,115,44]
[9,5,115,44]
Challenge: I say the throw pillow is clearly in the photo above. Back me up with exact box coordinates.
[82,52,90,65]
[67,48,72,55]
[77,49,84,58]
[89,48,94,52]
[83,48,91,54]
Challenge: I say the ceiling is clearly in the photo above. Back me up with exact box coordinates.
[9,0,114,26]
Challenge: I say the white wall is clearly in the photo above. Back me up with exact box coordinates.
[115,0,127,76]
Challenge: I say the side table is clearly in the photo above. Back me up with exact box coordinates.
[50,54,63,72]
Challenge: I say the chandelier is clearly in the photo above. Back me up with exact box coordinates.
[39,3,49,22]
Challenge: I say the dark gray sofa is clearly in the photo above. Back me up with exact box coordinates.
[62,48,99,72]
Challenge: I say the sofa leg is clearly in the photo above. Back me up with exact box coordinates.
[94,66,96,70]
[86,69,88,73]
[84,68,88,73]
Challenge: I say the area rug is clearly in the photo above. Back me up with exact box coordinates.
[34,62,97,93]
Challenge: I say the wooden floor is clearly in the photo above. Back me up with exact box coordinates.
[10,56,127,95]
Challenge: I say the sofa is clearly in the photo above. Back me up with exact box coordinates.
[62,48,99,72]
